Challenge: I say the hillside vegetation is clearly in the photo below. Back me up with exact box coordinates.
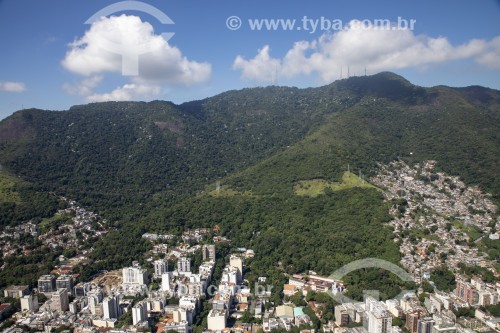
[0,72,499,294]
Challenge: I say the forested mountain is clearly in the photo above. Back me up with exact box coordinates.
[1,72,499,297]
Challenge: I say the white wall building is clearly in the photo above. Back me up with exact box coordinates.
[177,257,191,274]
[207,309,227,331]
[154,259,168,278]
[123,266,148,285]
[132,302,147,325]
[20,294,38,313]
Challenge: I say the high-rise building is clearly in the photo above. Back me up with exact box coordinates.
[103,296,118,319]
[162,272,171,292]
[335,303,357,326]
[366,297,392,333]
[20,294,38,312]
[3,285,29,298]
[177,257,191,273]
[122,266,148,285]
[418,317,435,333]
[153,259,168,277]
[56,275,74,295]
[38,275,56,293]
[406,308,425,333]
[229,255,243,283]
[73,282,92,297]
[455,279,478,305]
[202,245,216,262]
[207,309,227,331]
[50,289,69,312]
[132,302,147,325]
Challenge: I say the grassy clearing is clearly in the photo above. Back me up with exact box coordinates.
[207,185,254,197]
[0,170,21,203]
[294,171,378,197]
[450,219,484,242]
[39,212,72,233]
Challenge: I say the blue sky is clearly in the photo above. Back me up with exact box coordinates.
[0,0,499,120]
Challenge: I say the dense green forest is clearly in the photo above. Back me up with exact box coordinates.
[0,72,499,295]
[0,170,62,228]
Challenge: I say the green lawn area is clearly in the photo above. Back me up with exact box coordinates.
[294,171,379,197]
[0,170,21,203]
[207,185,254,197]
[450,219,484,242]
[39,213,72,233]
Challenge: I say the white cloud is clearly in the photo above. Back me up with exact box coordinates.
[0,81,26,93]
[63,76,102,96]
[86,79,161,102]
[233,45,281,82]
[62,14,211,100]
[475,36,500,69]
[233,20,500,83]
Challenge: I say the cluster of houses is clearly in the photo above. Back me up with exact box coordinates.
[371,160,499,281]
[0,197,109,258]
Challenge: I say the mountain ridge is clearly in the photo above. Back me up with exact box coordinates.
[0,72,499,287]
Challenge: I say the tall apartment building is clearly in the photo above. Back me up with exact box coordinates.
[366,297,392,333]
[56,275,74,295]
[50,289,69,312]
[455,279,478,305]
[202,244,216,261]
[418,317,435,333]
[229,255,243,283]
[132,302,147,325]
[103,296,119,319]
[20,294,39,312]
[335,303,357,326]
[154,259,168,277]
[123,266,148,285]
[38,275,56,293]
[406,308,425,333]
[3,285,29,298]
[177,257,191,274]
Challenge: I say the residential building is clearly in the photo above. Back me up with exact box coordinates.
[154,259,168,277]
[56,275,74,295]
[20,294,38,312]
[276,305,294,319]
[38,275,56,293]
[73,282,92,297]
[103,296,119,319]
[132,302,147,325]
[406,309,425,333]
[335,303,358,326]
[50,288,69,312]
[3,285,29,298]
[417,318,435,333]
[162,272,171,292]
[122,266,148,285]
[207,309,227,331]
[455,279,478,305]
[366,297,392,333]
[177,257,191,274]
[202,244,216,262]
[229,255,243,283]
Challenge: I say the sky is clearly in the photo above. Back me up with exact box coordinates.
[0,0,499,120]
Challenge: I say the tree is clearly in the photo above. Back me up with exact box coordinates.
[431,267,456,292]
[421,281,434,293]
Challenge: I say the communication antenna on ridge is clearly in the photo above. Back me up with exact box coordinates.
[347,65,350,78]
[340,66,343,79]
[271,64,279,85]
[359,169,365,184]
